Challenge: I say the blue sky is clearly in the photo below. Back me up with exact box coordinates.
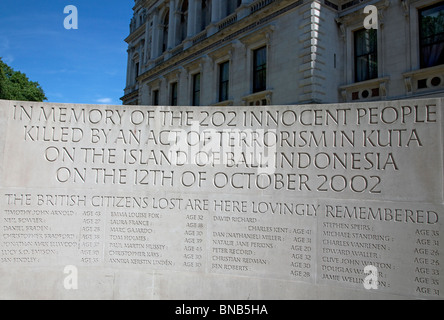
[0,1,133,105]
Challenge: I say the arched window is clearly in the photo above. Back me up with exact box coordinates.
[201,0,211,31]
[178,0,189,44]
[162,9,170,53]
[227,0,241,16]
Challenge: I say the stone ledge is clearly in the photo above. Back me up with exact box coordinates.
[403,65,444,96]
[339,77,390,102]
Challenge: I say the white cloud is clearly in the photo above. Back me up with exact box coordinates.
[96,98,113,104]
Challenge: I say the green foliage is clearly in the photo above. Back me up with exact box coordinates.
[0,58,47,102]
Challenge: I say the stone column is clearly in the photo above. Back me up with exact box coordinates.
[144,20,151,63]
[211,0,220,24]
[126,48,132,87]
[298,1,324,103]
[184,0,197,49]
[167,0,176,51]
[196,0,203,33]
[208,0,221,35]
[151,11,160,58]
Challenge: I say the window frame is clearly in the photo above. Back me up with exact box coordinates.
[218,61,230,102]
[201,0,212,32]
[170,82,178,106]
[418,1,444,69]
[135,62,140,80]
[178,0,189,45]
[162,10,170,53]
[192,73,201,106]
[152,89,160,106]
[354,28,378,83]
[253,46,267,93]
[226,0,242,16]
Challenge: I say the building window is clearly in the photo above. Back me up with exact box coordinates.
[192,73,201,106]
[201,0,211,31]
[153,90,159,106]
[179,0,189,44]
[253,46,267,93]
[227,0,242,15]
[219,61,230,102]
[419,2,444,68]
[170,82,178,106]
[354,28,378,83]
[135,62,140,80]
[162,10,169,53]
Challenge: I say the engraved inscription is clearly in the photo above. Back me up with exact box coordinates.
[0,99,443,299]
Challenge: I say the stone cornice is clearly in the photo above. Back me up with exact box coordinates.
[120,89,139,102]
[125,21,147,44]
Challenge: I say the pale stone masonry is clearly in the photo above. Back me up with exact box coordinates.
[0,98,443,299]
[121,0,444,106]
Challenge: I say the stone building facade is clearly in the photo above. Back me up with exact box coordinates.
[121,0,444,106]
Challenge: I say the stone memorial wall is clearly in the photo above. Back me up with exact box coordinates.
[0,98,443,299]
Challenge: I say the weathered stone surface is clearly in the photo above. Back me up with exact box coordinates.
[0,100,9,185]
[0,98,443,300]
